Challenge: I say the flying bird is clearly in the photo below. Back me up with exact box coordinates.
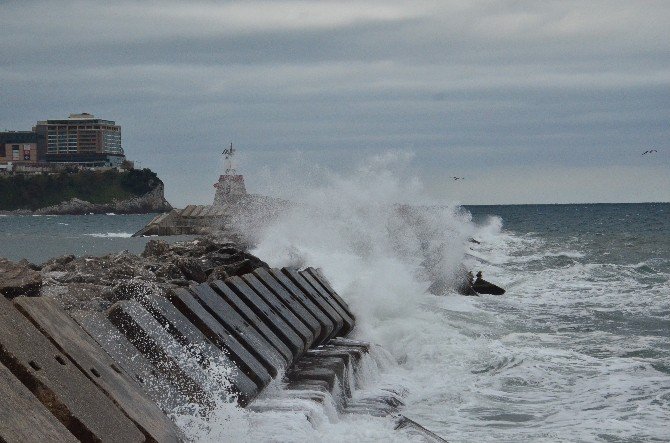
[642,149,658,155]
[452,177,464,181]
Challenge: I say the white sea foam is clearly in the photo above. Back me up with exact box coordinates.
[84,232,133,238]
[178,156,669,442]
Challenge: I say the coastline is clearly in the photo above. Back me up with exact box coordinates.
[0,184,172,216]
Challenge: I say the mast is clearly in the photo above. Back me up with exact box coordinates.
[222,142,236,174]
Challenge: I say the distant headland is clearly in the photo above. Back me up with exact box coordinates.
[0,113,171,214]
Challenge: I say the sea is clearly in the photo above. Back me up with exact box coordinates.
[1,196,668,440]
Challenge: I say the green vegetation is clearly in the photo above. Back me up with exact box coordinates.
[0,168,162,210]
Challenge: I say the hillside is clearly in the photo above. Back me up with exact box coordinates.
[0,168,172,213]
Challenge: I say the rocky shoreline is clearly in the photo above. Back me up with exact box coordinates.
[0,184,172,216]
[0,236,267,312]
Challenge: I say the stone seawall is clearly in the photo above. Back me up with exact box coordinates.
[0,238,446,442]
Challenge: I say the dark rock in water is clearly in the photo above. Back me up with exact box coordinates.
[472,272,505,295]
[0,258,42,298]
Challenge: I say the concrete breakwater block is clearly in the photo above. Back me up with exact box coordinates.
[251,268,323,341]
[241,273,315,351]
[70,309,190,412]
[169,288,272,389]
[274,269,343,339]
[297,269,355,336]
[254,268,331,345]
[0,362,78,442]
[137,293,259,406]
[0,297,144,442]
[190,283,289,375]
[302,268,356,335]
[14,296,182,443]
[292,355,352,399]
[107,300,212,408]
[221,277,306,358]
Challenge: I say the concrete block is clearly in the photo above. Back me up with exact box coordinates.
[241,273,315,351]
[253,268,327,345]
[329,337,371,353]
[205,282,293,366]
[189,284,287,376]
[305,267,356,321]
[14,296,182,443]
[281,268,344,338]
[293,355,351,398]
[0,362,77,443]
[318,346,365,365]
[223,276,305,358]
[69,309,190,412]
[169,288,272,389]
[287,368,338,394]
[266,268,337,342]
[137,293,259,405]
[300,268,355,336]
[108,300,212,408]
[0,297,144,443]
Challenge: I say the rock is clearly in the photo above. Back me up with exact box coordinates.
[32,183,172,215]
[175,257,207,283]
[0,259,42,298]
[223,259,262,277]
[472,272,505,295]
[40,254,76,272]
[206,266,230,282]
[18,259,41,271]
[155,262,183,282]
[142,240,170,258]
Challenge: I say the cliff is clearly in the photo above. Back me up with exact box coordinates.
[0,168,172,214]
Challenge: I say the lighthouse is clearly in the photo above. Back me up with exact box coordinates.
[213,143,247,206]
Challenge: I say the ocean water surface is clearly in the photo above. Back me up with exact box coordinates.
[0,213,193,263]
[0,195,667,441]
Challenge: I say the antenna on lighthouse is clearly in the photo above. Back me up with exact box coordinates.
[222,142,236,174]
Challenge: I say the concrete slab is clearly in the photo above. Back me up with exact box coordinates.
[108,300,212,408]
[138,293,259,406]
[223,276,305,358]
[0,297,144,443]
[203,282,292,367]
[300,269,355,336]
[305,267,356,321]
[241,273,315,351]
[69,309,190,412]
[267,268,338,342]
[287,368,338,394]
[253,268,327,345]
[328,337,371,353]
[293,356,351,397]
[281,268,345,339]
[169,288,272,389]
[0,362,77,443]
[14,297,183,443]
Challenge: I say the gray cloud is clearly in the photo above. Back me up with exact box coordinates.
[1,0,668,205]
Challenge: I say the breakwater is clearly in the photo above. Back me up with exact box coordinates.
[0,241,445,441]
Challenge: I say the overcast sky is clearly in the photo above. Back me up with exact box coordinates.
[1,0,668,205]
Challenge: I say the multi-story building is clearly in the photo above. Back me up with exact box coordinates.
[0,131,42,169]
[33,113,125,167]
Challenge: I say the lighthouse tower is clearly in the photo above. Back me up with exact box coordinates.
[213,143,247,206]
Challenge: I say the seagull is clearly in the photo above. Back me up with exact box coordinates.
[642,149,658,155]
[452,177,464,181]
